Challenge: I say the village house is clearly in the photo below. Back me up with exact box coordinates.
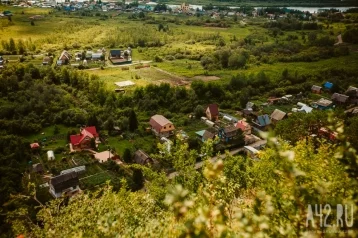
[254,114,271,128]
[47,150,55,160]
[270,109,287,123]
[133,150,154,165]
[218,125,238,142]
[311,85,322,94]
[57,50,71,66]
[323,81,333,91]
[206,104,219,121]
[235,119,251,135]
[345,86,358,104]
[331,93,349,105]
[49,171,80,198]
[30,142,40,150]
[70,126,100,151]
[195,129,216,142]
[149,115,175,137]
[312,98,333,110]
[180,2,190,12]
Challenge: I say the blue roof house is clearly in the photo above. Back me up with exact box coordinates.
[324,82,333,90]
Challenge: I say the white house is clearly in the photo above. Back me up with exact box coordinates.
[47,150,55,160]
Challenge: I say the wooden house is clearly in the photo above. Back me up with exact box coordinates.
[206,104,219,122]
[311,85,322,94]
[331,93,349,105]
[270,109,287,123]
[218,125,238,142]
[70,126,99,151]
[149,115,175,137]
[49,171,80,198]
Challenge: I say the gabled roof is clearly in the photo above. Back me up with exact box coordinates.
[30,143,40,149]
[224,125,238,134]
[133,150,153,165]
[299,105,313,113]
[345,107,358,114]
[150,115,173,132]
[236,120,250,131]
[331,93,349,103]
[70,126,98,145]
[207,104,219,116]
[311,85,322,91]
[59,50,70,60]
[257,114,271,126]
[270,109,287,121]
[50,171,79,193]
[203,130,216,140]
[345,86,358,97]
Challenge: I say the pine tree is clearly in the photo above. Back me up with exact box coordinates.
[123,148,132,163]
[128,110,138,132]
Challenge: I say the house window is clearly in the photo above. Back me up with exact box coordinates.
[169,125,172,128]
[164,126,166,129]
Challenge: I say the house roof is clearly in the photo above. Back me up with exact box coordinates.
[345,86,358,97]
[203,130,216,140]
[315,98,333,107]
[110,49,121,56]
[345,107,358,114]
[324,82,333,89]
[257,114,271,126]
[224,125,238,134]
[195,130,206,137]
[32,163,44,173]
[150,115,173,132]
[311,85,322,91]
[94,151,114,162]
[70,126,98,146]
[50,171,79,194]
[59,50,70,60]
[207,104,219,116]
[236,120,250,131]
[331,93,349,103]
[60,166,86,175]
[133,150,153,165]
[270,109,287,121]
[30,143,40,149]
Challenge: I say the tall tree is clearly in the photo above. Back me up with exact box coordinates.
[123,148,132,163]
[128,110,138,132]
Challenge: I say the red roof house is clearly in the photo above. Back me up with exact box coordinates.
[70,126,99,151]
[206,104,219,121]
[236,120,251,135]
[30,143,40,149]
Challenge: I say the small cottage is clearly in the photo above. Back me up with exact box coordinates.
[313,98,333,110]
[236,120,251,135]
[311,85,322,94]
[218,126,238,142]
[331,93,349,104]
[149,115,175,137]
[49,171,80,198]
[270,109,287,123]
[70,126,99,151]
[133,150,153,165]
[206,104,219,121]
